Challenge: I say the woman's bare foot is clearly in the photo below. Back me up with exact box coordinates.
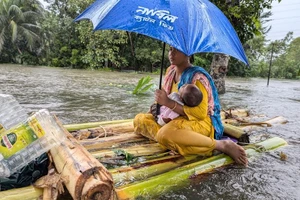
[215,140,248,166]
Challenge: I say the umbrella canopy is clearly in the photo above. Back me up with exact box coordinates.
[75,0,249,65]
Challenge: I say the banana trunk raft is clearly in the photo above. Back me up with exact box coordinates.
[0,109,288,200]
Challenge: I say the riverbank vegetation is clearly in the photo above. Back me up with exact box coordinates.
[0,0,299,79]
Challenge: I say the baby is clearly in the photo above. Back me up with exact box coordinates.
[157,84,203,126]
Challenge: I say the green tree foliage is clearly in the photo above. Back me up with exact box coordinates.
[271,33,299,79]
[238,35,269,77]
[40,0,87,68]
[76,21,128,69]
[193,53,214,71]
[43,0,282,70]
[0,0,44,63]
[241,32,300,79]
[2,0,300,80]
[285,37,300,78]
[135,35,166,73]
[212,0,280,44]
[219,4,274,76]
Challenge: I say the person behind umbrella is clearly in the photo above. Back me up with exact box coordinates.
[134,46,248,166]
[155,84,203,126]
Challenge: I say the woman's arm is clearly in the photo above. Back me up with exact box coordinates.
[155,89,186,116]
[155,80,208,119]
[164,98,185,116]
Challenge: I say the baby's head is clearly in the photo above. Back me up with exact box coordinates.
[179,84,203,107]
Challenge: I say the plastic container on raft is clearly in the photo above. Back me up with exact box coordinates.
[0,94,28,133]
[0,96,66,177]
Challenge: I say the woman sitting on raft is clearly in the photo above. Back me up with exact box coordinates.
[134,47,248,166]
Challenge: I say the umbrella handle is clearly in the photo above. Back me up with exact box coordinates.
[156,42,166,118]
[158,42,166,90]
[155,104,161,121]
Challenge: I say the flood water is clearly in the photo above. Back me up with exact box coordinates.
[1,64,300,199]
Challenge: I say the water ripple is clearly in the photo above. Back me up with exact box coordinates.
[1,64,300,199]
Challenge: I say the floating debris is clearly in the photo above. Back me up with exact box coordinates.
[279,151,287,161]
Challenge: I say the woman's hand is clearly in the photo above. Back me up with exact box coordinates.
[155,89,186,116]
[155,89,171,106]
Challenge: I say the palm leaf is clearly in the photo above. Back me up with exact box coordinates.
[8,4,24,22]
[19,26,40,50]
[0,28,6,53]
[9,20,18,42]
[139,83,154,94]
[141,76,152,85]
[23,10,40,19]
[132,76,154,95]
[0,0,43,53]
[0,15,7,25]
[132,77,146,94]
[21,23,41,30]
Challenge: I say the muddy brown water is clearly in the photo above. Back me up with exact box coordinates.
[1,64,299,199]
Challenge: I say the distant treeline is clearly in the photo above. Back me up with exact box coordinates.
[0,0,299,79]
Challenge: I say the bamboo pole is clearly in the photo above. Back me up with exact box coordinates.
[0,186,43,200]
[223,123,246,138]
[109,154,182,174]
[91,143,167,159]
[64,120,133,132]
[80,133,146,151]
[111,155,198,186]
[241,116,288,132]
[0,112,286,200]
[63,108,249,133]
[72,122,135,140]
[1,137,287,200]
[116,137,287,200]
[223,116,288,138]
[50,117,115,200]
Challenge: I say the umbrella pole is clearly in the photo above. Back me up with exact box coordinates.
[158,42,166,90]
[156,42,166,116]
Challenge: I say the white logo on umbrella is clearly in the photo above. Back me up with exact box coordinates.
[134,6,178,30]
[136,6,178,23]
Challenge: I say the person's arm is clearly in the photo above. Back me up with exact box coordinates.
[155,89,186,116]
[150,65,174,115]
[163,98,185,116]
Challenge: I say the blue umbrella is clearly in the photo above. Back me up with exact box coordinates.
[75,0,249,66]
[75,0,249,116]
